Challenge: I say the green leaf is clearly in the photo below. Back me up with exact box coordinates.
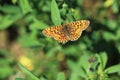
[29,18,48,30]
[18,0,33,14]
[107,20,117,30]
[18,63,40,80]
[51,0,62,25]
[57,72,65,80]
[70,72,79,80]
[95,54,103,69]
[0,59,13,79]
[19,33,44,47]
[0,49,10,57]
[0,65,13,79]
[47,46,61,57]
[116,28,120,40]
[0,14,23,30]
[40,77,47,80]
[15,78,25,80]
[99,52,108,69]
[67,60,86,78]
[78,53,90,70]
[0,5,21,14]
[112,0,119,13]
[103,0,114,7]
[77,0,83,6]
[103,31,116,41]
[105,64,120,74]
[96,53,108,70]
[67,60,76,70]
[12,0,17,4]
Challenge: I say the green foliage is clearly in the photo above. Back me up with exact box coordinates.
[18,0,33,14]
[15,78,25,80]
[0,59,13,79]
[105,64,120,74]
[56,72,65,80]
[16,52,120,80]
[18,63,40,80]
[0,0,120,80]
[51,0,62,25]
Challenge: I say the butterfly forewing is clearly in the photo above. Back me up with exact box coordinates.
[42,25,68,43]
[68,20,90,41]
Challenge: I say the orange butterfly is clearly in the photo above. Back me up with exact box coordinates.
[42,20,90,43]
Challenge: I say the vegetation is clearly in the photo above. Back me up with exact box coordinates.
[0,0,120,80]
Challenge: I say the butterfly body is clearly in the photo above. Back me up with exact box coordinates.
[42,20,90,43]
[61,24,71,40]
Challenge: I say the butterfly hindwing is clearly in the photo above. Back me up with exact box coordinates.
[68,20,90,41]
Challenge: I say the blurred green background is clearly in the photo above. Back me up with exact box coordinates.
[0,0,120,80]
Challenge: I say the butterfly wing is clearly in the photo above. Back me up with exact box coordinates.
[68,20,90,41]
[42,25,68,43]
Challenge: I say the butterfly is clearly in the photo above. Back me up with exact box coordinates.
[42,20,90,43]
